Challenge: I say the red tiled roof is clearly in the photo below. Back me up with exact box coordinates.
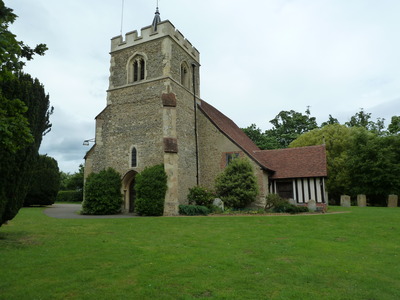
[254,145,328,179]
[198,100,327,179]
[198,100,269,168]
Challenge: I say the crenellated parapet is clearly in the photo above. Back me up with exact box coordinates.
[111,20,200,61]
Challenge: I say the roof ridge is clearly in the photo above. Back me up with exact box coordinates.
[198,100,273,172]
[254,144,326,153]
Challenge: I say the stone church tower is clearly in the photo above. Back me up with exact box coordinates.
[85,8,201,215]
[85,8,329,215]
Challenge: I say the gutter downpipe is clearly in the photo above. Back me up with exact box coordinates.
[192,63,199,185]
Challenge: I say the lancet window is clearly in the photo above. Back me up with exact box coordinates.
[131,147,137,168]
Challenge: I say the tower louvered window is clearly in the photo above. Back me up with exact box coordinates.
[181,62,189,89]
[131,56,146,83]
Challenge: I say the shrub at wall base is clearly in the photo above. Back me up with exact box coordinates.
[179,205,209,216]
[187,186,214,208]
[135,164,167,216]
[82,168,122,215]
[215,158,258,209]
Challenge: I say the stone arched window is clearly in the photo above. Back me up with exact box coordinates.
[131,147,137,168]
[180,62,190,89]
[128,55,146,83]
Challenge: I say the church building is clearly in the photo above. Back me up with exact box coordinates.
[84,8,328,215]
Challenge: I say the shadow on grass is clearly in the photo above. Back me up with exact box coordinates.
[0,230,41,249]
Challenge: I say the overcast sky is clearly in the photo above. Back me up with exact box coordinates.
[6,0,400,173]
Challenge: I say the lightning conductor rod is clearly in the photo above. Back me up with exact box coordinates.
[120,0,125,36]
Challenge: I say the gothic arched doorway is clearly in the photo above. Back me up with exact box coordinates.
[122,170,137,213]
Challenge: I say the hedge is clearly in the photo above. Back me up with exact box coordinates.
[56,190,83,202]
[179,205,209,216]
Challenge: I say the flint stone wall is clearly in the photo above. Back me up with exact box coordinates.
[197,108,268,208]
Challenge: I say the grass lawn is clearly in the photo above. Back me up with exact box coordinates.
[0,206,399,300]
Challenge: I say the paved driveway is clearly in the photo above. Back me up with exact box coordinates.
[44,204,136,219]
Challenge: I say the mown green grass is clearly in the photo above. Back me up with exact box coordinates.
[0,206,399,299]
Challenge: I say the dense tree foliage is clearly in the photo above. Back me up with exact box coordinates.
[345,109,386,136]
[135,165,167,216]
[320,114,339,127]
[58,165,84,202]
[290,124,400,204]
[0,1,47,152]
[215,158,258,208]
[60,165,83,187]
[347,131,400,202]
[0,73,52,225]
[0,95,33,153]
[242,124,280,150]
[290,124,356,201]
[242,106,399,205]
[388,116,400,135]
[242,108,318,149]
[0,3,46,76]
[267,108,318,148]
[82,168,122,215]
[0,2,50,225]
[24,155,60,206]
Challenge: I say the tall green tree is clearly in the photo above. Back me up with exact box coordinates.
[345,108,386,135]
[0,2,47,77]
[290,123,400,204]
[290,124,354,201]
[59,171,72,191]
[266,108,318,148]
[347,131,400,200]
[241,124,280,150]
[66,164,84,191]
[242,108,318,149]
[345,108,373,129]
[0,1,50,225]
[0,73,52,225]
[388,116,400,135]
[321,114,339,127]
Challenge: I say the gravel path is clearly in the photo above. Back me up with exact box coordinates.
[43,204,136,219]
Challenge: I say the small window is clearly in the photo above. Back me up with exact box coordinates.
[226,153,240,166]
[131,147,137,168]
